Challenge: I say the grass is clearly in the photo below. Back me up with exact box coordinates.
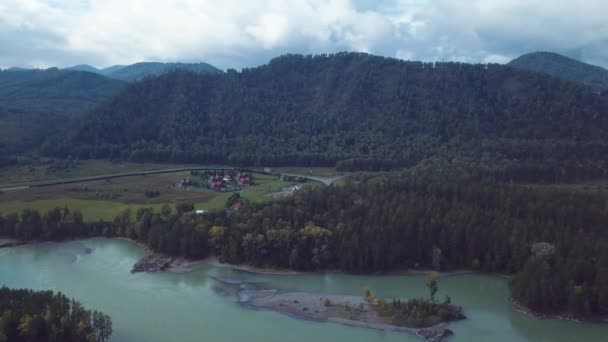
[0,160,236,187]
[194,192,232,212]
[262,166,343,178]
[0,198,169,222]
[240,174,297,203]
[0,167,324,222]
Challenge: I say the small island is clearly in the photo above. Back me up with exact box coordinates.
[236,274,464,342]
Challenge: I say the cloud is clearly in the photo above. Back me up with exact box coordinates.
[0,0,607,69]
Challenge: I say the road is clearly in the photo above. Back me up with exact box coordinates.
[0,168,344,192]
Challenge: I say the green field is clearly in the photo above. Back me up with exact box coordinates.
[0,169,322,222]
[0,160,237,187]
[240,174,298,203]
[0,198,168,222]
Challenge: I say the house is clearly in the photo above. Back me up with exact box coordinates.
[237,173,252,186]
[195,210,206,215]
[225,202,244,218]
[264,167,273,173]
[180,178,193,187]
[208,174,224,190]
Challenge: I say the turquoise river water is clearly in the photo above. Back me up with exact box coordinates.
[0,238,606,341]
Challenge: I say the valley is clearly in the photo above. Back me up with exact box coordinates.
[2,51,608,341]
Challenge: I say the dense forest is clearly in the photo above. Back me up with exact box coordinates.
[2,172,607,318]
[0,287,112,342]
[509,52,608,91]
[43,52,608,182]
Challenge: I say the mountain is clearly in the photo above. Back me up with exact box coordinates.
[0,68,126,152]
[100,65,126,75]
[103,62,222,82]
[45,53,608,182]
[508,52,608,91]
[65,64,101,73]
[0,68,126,115]
[5,67,30,72]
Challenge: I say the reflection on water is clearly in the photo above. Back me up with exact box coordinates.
[0,238,606,342]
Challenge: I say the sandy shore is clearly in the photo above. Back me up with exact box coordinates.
[202,256,304,275]
[379,269,474,277]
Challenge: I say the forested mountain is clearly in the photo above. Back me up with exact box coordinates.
[65,62,221,81]
[508,52,608,91]
[0,68,126,152]
[100,62,222,81]
[46,52,608,182]
[65,64,102,73]
[0,68,126,115]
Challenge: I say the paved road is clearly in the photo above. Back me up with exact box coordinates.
[0,168,344,192]
[281,174,344,186]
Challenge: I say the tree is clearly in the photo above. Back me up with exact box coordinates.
[362,288,375,304]
[426,274,440,303]
[176,202,194,215]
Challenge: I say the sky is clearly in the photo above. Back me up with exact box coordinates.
[1,0,607,70]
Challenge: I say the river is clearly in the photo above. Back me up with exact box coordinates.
[0,238,606,341]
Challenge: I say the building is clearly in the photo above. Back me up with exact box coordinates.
[237,172,252,186]
[208,174,224,190]
[225,202,244,218]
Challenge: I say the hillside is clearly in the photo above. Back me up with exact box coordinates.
[66,64,101,73]
[45,53,608,182]
[104,62,222,81]
[0,68,126,115]
[0,68,126,152]
[508,52,608,91]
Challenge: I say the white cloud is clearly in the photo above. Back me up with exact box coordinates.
[0,0,607,69]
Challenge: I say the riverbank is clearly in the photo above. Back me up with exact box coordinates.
[202,256,304,275]
[510,298,608,324]
[234,284,464,342]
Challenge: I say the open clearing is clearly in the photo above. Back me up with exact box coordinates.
[0,168,320,221]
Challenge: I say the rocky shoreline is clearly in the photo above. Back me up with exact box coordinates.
[510,298,608,324]
[131,254,196,273]
[0,240,28,248]
[214,278,464,342]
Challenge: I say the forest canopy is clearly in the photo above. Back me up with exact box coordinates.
[42,52,608,183]
[0,286,112,342]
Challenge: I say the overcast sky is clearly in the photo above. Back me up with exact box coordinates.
[1,0,607,70]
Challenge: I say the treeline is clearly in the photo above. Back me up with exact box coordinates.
[41,52,608,182]
[2,174,608,317]
[0,287,112,342]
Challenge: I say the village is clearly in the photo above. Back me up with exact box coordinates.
[176,168,308,193]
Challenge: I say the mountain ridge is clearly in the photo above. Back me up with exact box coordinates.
[44,52,608,182]
[508,51,608,91]
[65,61,222,81]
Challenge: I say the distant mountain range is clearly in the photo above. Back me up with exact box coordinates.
[0,68,126,116]
[4,61,223,82]
[0,68,127,151]
[65,62,222,81]
[0,61,222,152]
[508,52,608,91]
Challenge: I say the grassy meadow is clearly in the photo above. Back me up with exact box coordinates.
[0,164,321,222]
